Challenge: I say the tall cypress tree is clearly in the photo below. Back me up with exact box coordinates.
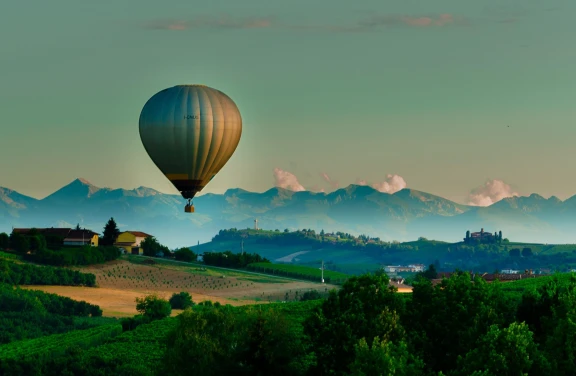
[102,217,120,246]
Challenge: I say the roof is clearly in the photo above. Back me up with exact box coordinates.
[64,229,99,241]
[124,231,152,237]
[13,228,72,237]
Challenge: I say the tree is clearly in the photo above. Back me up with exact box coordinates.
[349,337,424,376]
[499,230,503,242]
[509,248,521,257]
[240,307,306,375]
[304,273,405,375]
[161,305,244,376]
[466,230,470,241]
[522,248,533,257]
[28,235,46,252]
[135,294,172,321]
[453,322,549,376]
[300,290,322,301]
[417,264,437,280]
[101,217,120,246]
[169,292,194,309]
[9,232,29,254]
[141,236,169,257]
[75,223,81,230]
[405,272,515,374]
[174,248,197,262]
[0,232,9,249]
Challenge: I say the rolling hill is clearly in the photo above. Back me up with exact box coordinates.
[1,178,576,248]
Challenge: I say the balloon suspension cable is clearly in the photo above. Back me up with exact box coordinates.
[186,198,192,206]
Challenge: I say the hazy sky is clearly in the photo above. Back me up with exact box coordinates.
[1,0,575,205]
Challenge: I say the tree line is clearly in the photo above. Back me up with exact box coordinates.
[0,258,96,287]
[23,246,121,267]
[0,283,103,345]
[202,250,270,268]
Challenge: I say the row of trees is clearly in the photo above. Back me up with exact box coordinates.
[510,247,534,257]
[23,246,121,266]
[202,250,270,268]
[0,283,102,344]
[0,259,97,287]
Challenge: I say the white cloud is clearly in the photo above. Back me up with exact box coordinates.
[467,179,520,206]
[371,174,407,193]
[273,168,305,192]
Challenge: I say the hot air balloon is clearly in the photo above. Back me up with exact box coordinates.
[139,84,242,213]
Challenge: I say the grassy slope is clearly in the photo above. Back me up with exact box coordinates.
[248,262,349,281]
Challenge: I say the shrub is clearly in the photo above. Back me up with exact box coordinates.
[169,292,195,310]
[135,294,172,321]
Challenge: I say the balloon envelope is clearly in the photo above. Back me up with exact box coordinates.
[139,85,242,200]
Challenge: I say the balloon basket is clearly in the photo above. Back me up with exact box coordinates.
[185,204,195,213]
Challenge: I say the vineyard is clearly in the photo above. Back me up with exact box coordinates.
[499,272,574,300]
[0,323,122,361]
[78,318,178,375]
[247,262,349,284]
[84,260,268,292]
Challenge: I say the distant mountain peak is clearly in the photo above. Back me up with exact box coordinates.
[76,178,94,185]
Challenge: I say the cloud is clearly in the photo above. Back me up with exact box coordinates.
[273,168,306,192]
[467,179,520,206]
[371,174,407,194]
[321,173,340,189]
[145,16,274,31]
[356,179,368,186]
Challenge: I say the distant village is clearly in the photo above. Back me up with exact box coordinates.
[11,227,154,255]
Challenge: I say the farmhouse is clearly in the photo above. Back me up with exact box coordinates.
[12,227,99,247]
[63,229,99,246]
[114,231,152,255]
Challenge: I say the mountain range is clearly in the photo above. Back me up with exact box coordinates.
[1,178,575,248]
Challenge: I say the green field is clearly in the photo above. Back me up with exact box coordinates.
[498,272,575,299]
[247,262,349,283]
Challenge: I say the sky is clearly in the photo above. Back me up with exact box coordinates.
[1,0,575,206]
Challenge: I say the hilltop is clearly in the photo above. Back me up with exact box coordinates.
[2,178,576,248]
[191,228,576,275]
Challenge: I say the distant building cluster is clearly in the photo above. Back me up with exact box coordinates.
[12,227,153,255]
[13,227,99,247]
[471,228,494,240]
[384,264,426,274]
[464,228,503,244]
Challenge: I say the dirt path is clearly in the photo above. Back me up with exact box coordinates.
[275,251,310,263]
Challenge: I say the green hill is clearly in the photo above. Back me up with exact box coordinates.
[190,228,576,275]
